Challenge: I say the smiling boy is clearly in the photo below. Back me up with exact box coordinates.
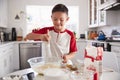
[25,4,77,63]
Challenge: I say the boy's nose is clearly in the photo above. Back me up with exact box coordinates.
[56,20,61,24]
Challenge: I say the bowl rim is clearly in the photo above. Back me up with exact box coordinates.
[27,56,61,63]
[27,57,44,63]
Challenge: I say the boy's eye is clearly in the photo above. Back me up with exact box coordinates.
[61,19,64,21]
[54,19,57,21]
[53,18,65,22]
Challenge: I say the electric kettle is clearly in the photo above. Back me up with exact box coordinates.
[97,31,106,40]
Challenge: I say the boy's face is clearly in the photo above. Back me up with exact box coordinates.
[51,12,69,32]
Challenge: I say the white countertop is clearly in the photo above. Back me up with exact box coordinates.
[0,41,43,47]
[0,39,120,48]
[101,71,120,80]
[6,68,120,80]
[109,42,120,46]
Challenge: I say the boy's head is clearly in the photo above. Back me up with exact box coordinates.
[52,4,68,15]
[51,4,69,32]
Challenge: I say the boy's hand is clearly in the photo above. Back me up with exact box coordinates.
[41,30,51,42]
[62,52,75,63]
[62,54,68,63]
[24,37,27,41]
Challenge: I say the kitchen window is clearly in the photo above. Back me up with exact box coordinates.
[26,5,79,35]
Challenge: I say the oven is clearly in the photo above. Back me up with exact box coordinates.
[92,42,111,52]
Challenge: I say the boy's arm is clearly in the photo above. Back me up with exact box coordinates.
[63,52,76,63]
[25,30,50,41]
[25,32,42,40]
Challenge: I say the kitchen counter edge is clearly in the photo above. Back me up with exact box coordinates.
[0,41,43,47]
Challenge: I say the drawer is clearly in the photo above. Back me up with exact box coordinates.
[117,58,120,72]
[111,46,120,53]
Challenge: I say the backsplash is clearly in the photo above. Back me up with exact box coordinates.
[97,26,120,37]
[0,28,6,32]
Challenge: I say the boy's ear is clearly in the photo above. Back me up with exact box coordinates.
[51,15,53,20]
[66,17,69,21]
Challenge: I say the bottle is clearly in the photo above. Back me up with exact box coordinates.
[11,28,17,41]
[0,31,4,42]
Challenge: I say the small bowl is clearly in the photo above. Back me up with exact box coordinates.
[27,57,61,75]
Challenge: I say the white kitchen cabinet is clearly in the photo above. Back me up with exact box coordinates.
[6,43,19,72]
[4,44,14,74]
[98,0,118,26]
[98,10,118,26]
[0,43,14,77]
[8,45,14,73]
[13,42,20,71]
[75,40,87,60]
[0,48,9,77]
[98,0,120,10]
[0,0,8,28]
[111,45,120,72]
[89,0,99,27]
[98,0,109,9]
[89,0,118,27]
[0,52,5,77]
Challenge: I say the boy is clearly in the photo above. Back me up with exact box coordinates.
[25,4,77,63]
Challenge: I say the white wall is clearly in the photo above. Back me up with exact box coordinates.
[8,0,88,38]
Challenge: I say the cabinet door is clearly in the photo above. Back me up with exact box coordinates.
[0,0,7,27]
[98,0,118,26]
[4,54,10,74]
[0,44,14,76]
[89,0,99,27]
[6,44,14,73]
[2,48,10,75]
[13,43,20,71]
[8,49,14,73]
[0,52,13,77]
[98,10,117,26]
[98,10,106,26]
[0,55,5,77]
[111,46,120,53]
[2,0,8,27]
[111,45,120,72]
[0,0,3,26]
